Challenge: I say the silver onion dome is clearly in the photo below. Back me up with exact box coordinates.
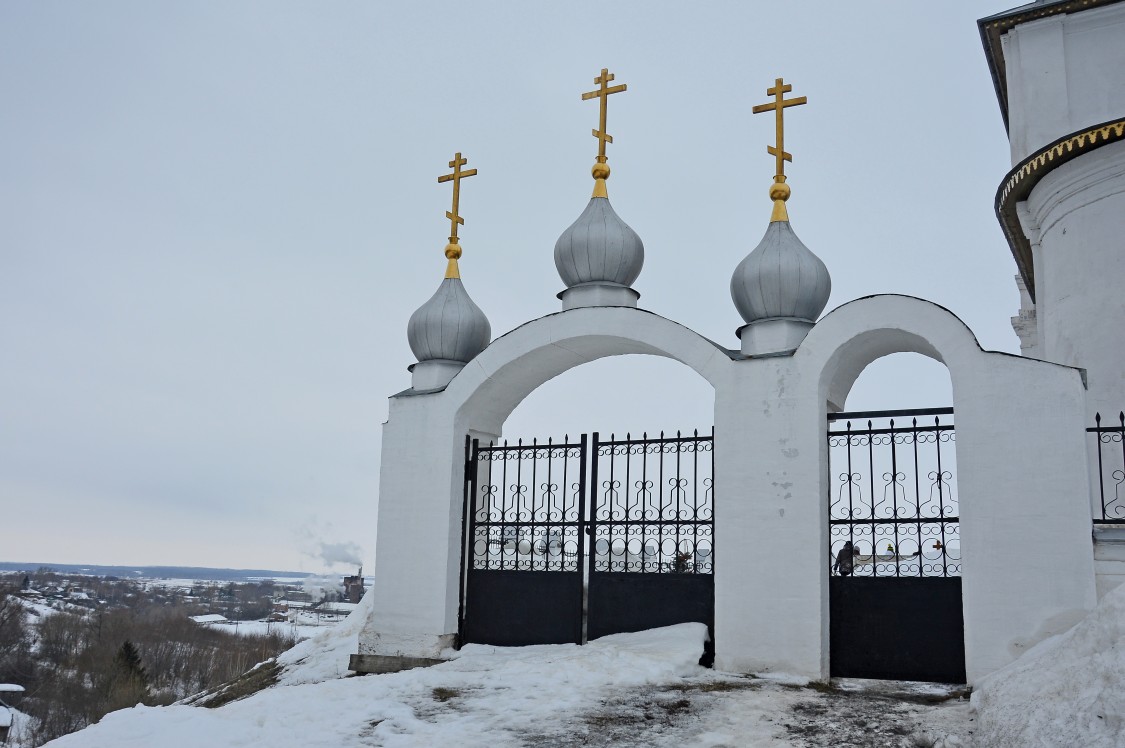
[407,277,491,363]
[731,220,831,324]
[554,197,644,289]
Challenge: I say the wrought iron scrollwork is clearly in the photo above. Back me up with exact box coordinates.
[464,430,714,576]
[591,430,714,574]
[828,409,960,578]
[468,436,587,572]
[1089,412,1125,523]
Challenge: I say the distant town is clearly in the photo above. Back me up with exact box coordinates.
[0,563,369,745]
[0,563,368,628]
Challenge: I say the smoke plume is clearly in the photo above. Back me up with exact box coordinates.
[317,540,363,568]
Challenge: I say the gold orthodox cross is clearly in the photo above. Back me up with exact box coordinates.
[437,152,477,278]
[582,68,627,197]
[752,77,807,181]
[437,152,477,243]
[582,68,627,161]
[752,78,806,221]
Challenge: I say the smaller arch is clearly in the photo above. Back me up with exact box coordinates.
[797,295,984,410]
[800,293,1095,682]
[844,353,953,411]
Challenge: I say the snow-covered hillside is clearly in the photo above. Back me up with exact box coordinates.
[38,591,965,747]
[36,584,1125,747]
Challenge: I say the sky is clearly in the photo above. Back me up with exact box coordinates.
[0,1,1019,573]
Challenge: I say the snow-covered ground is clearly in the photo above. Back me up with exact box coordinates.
[193,618,326,641]
[18,599,60,619]
[2,708,33,747]
[41,592,970,748]
[38,584,1125,747]
[970,582,1125,747]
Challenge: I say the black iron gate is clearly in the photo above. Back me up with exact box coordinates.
[588,432,714,650]
[459,435,587,646]
[828,408,965,684]
[459,430,714,650]
[1088,411,1125,524]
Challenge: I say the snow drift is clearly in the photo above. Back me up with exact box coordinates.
[971,582,1125,747]
[43,597,710,748]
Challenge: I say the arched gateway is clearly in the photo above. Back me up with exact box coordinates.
[354,71,1098,685]
[452,309,724,654]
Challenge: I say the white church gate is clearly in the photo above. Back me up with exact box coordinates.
[827,407,966,684]
[458,430,715,652]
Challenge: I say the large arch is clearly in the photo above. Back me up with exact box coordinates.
[445,306,734,436]
[432,308,732,655]
[358,306,735,666]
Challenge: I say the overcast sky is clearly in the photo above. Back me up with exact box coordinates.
[0,1,1018,573]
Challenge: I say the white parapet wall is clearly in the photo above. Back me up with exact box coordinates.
[1094,527,1125,599]
[358,297,1098,684]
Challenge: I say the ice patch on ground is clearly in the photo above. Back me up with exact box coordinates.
[753,672,812,687]
[971,581,1125,747]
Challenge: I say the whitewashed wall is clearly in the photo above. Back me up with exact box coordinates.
[999,3,1125,551]
[1020,141,1125,424]
[1001,4,1125,163]
[359,297,1097,683]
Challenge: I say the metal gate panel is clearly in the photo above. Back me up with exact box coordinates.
[587,431,714,649]
[587,573,713,641]
[463,570,584,646]
[459,435,586,646]
[827,409,966,683]
[830,577,966,683]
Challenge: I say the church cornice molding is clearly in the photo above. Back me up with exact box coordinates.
[995,117,1125,301]
[978,0,1124,130]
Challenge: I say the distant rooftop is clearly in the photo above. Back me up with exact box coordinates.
[189,614,228,624]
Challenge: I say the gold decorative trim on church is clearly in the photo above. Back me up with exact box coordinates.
[994,117,1125,299]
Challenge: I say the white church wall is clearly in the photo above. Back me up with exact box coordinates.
[1023,140,1125,423]
[359,296,1099,684]
[803,295,1096,683]
[357,392,474,659]
[1002,4,1125,163]
[1094,528,1125,599]
[711,353,828,679]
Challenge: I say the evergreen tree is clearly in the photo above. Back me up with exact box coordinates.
[103,640,150,713]
[113,640,148,685]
